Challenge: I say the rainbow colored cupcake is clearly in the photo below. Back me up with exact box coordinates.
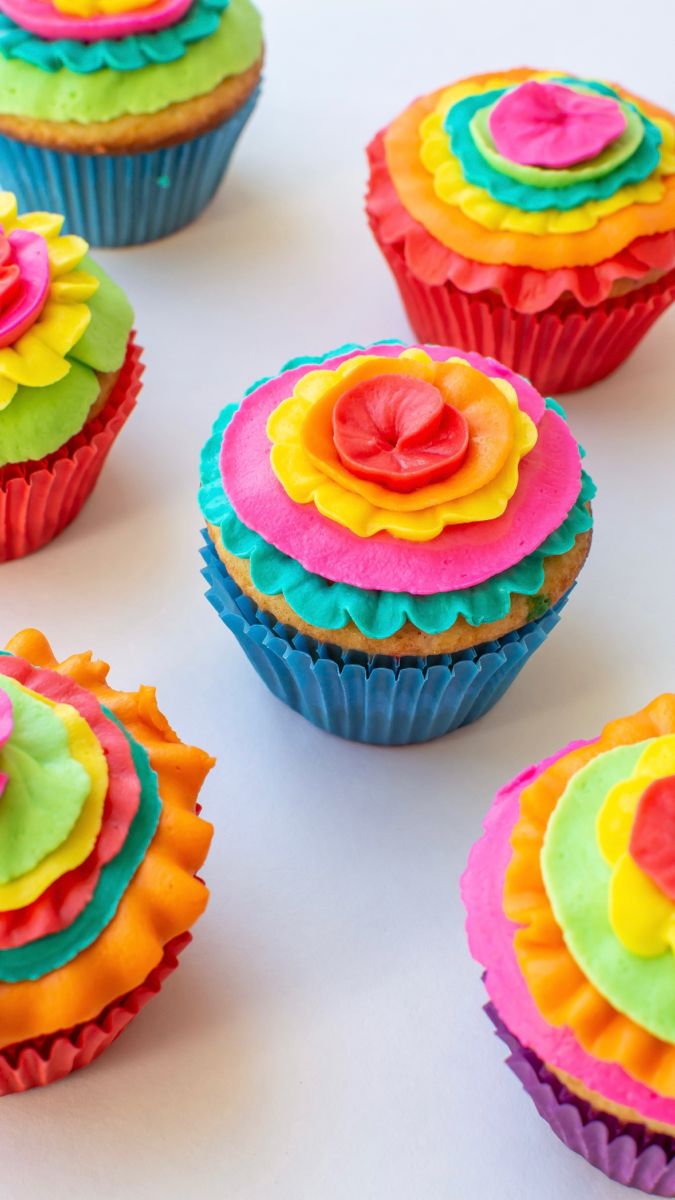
[367,69,675,393]
[0,629,213,1095]
[463,696,675,1193]
[0,0,263,245]
[199,340,594,745]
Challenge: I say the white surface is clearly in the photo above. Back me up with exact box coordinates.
[2,2,675,1196]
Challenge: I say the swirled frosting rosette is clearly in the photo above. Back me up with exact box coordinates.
[199,340,594,745]
[0,191,140,562]
[463,696,675,1193]
[366,69,675,394]
[0,0,263,245]
[0,629,214,1095]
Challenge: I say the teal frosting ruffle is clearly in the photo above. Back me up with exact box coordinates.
[0,0,229,74]
[446,78,663,212]
[0,702,161,983]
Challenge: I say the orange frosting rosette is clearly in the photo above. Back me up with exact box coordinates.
[266,348,537,542]
[0,630,214,1052]
[504,694,675,1098]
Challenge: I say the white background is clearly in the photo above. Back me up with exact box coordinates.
[2,1,675,1196]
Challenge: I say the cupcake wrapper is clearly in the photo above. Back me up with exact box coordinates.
[487,1003,675,1195]
[372,226,675,394]
[201,533,568,745]
[0,334,143,562]
[0,932,190,1096]
[0,87,260,247]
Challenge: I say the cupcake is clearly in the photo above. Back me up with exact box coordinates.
[199,340,594,745]
[0,628,214,1095]
[463,694,675,1193]
[0,191,140,561]
[366,69,675,394]
[0,0,263,245]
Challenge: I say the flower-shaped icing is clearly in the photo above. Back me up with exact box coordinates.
[0,193,98,411]
[488,81,627,168]
[377,69,675,272]
[0,630,214,1048]
[266,349,537,541]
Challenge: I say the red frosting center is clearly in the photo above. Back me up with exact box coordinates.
[0,236,22,315]
[331,374,470,492]
[630,774,675,903]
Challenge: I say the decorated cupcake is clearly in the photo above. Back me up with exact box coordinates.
[0,191,140,561]
[199,340,594,745]
[463,695,675,1193]
[0,0,263,245]
[0,629,214,1095]
[367,69,675,394]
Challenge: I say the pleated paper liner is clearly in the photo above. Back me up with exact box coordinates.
[0,932,190,1096]
[0,334,144,563]
[487,1004,675,1195]
[201,532,569,746]
[371,221,675,395]
[0,86,260,247]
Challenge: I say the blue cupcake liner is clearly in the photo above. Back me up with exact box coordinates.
[200,533,570,746]
[0,85,260,246]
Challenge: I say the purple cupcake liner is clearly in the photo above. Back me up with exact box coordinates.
[486,1003,675,1195]
[200,532,570,746]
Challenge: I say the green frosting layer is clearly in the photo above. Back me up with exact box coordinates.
[0,707,162,983]
[0,0,262,124]
[0,676,90,884]
[0,255,134,467]
[542,740,675,1045]
[199,398,594,638]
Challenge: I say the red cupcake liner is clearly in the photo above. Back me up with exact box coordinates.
[0,334,144,562]
[371,221,675,394]
[0,931,191,1096]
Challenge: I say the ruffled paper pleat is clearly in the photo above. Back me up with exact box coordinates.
[0,335,143,561]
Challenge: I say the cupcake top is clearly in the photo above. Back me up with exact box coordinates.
[0,0,262,136]
[199,342,594,645]
[0,191,134,467]
[463,695,675,1128]
[0,629,213,1051]
[368,69,675,312]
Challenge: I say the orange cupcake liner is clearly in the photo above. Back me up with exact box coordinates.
[0,335,144,563]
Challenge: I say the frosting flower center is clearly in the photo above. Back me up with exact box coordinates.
[0,690,12,799]
[488,80,628,168]
[332,374,470,493]
[2,0,194,41]
[0,229,50,349]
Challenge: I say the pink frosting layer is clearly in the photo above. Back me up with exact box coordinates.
[220,343,581,596]
[0,231,50,350]
[489,82,627,169]
[1,0,192,42]
[461,744,675,1127]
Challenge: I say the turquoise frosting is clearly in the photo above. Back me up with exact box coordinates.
[0,0,229,74]
[0,704,161,983]
[446,78,663,212]
[198,347,595,639]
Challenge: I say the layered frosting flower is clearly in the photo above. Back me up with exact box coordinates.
[464,695,675,1133]
[0,191,134,467]
[199,342,594,644]
[0,630,213,1056]
[368,69,675,311]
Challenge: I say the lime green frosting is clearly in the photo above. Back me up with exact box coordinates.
[0,255,134,467]
[0,676,90,884]
[541,739,675,1045]
[0,0,262,124]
